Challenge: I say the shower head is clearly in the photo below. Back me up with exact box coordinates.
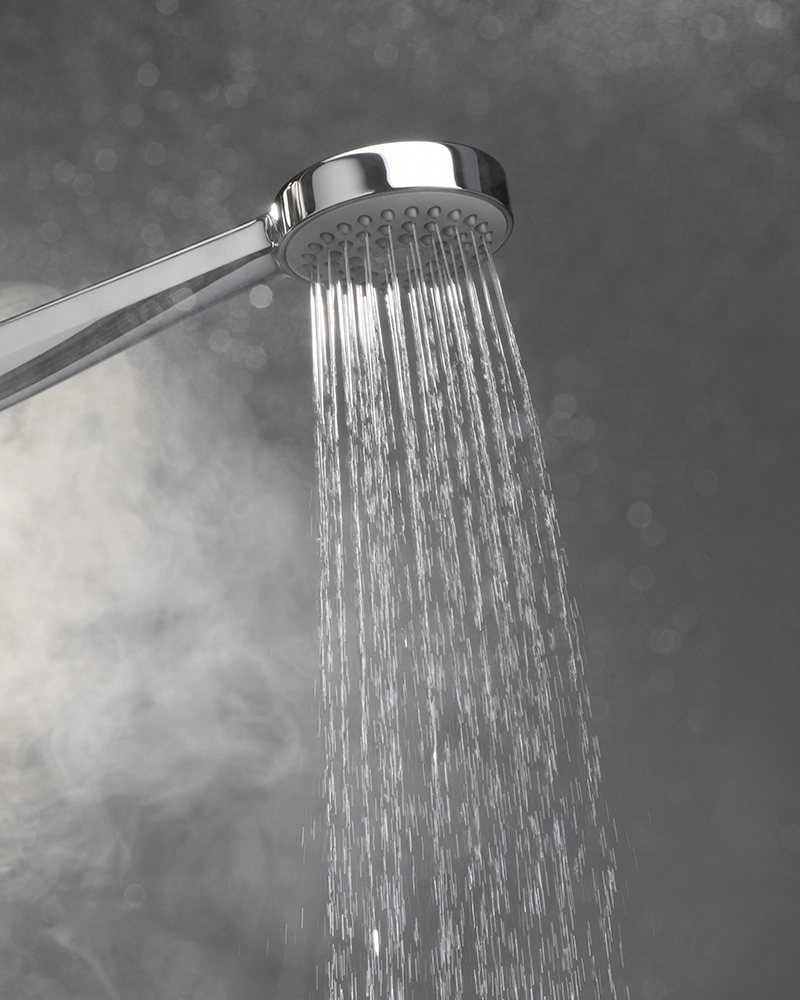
[0,140,512,411]
[269,141,512,282]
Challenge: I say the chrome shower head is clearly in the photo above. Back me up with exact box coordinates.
[0,141,512,411]
[268,141,512,283]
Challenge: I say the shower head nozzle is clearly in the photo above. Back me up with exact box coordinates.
[268,141,513,283]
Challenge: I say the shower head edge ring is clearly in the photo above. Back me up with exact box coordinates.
[267,140,513,281]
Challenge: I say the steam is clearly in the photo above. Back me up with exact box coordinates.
[0,285,323,998]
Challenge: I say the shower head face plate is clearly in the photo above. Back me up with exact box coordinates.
[268,141,513,283]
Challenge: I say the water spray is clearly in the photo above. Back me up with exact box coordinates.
[0,140,512,411]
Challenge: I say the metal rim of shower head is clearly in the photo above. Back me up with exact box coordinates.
[267,140,513,283]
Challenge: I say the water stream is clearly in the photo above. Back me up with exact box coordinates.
[312,228,623,999]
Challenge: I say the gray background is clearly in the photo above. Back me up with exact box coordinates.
[0,1,798,998]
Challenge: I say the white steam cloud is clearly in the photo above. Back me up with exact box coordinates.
[0,284,323,999]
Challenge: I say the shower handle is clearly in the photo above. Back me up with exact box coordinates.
[0,218,288,412]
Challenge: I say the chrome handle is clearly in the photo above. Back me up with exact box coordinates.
[0,217,289,412]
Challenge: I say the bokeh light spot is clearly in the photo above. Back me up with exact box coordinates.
[700,13,727,42]
[245,346,268,370]
[73,172,95,195]
[95,148,118,172]
[156,89,181,113]
[53,159,75,183]
[754,2,786,30]
[225,84,249,108]
[124,883,146,907]
[627,502,652,528]
[570,416,595,441]
[650,629,681,654]
[137,63,160,87]
[144,142,167,166]
[141,223,164,248]
[693,470,719,495]
[552,393,577,418]
[121,103,144,128]
[209,329,231,353]
[249,285,273,309]
[171,196,194,220]
[199,169,221,193]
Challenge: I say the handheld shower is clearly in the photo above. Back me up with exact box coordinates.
[0,140,512,411]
